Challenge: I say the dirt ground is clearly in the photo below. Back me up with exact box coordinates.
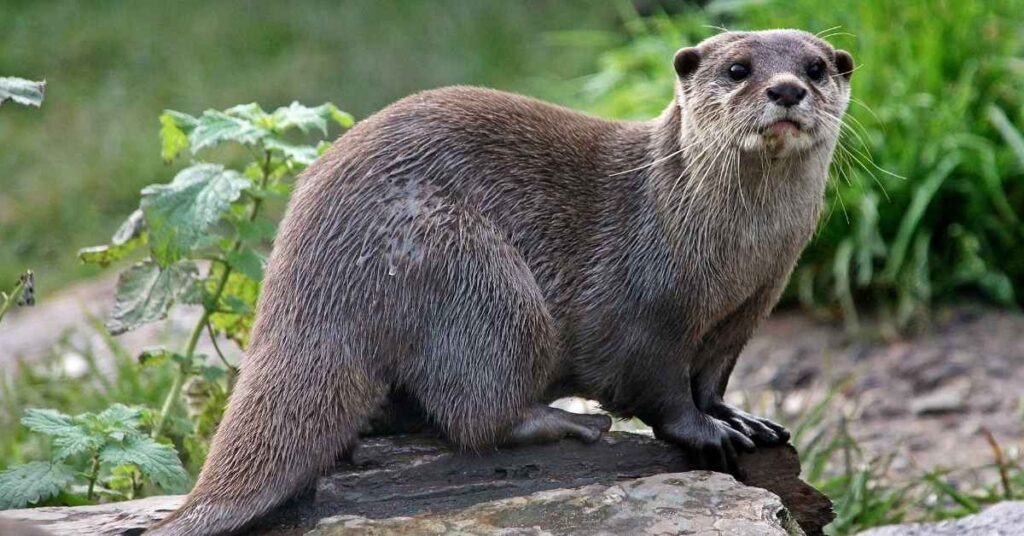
[734,308,1024,484]
[2,276,1022,487]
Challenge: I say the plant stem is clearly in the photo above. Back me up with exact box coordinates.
[86,452,101,501]
[0,271,30,324]
[151,150,273,438]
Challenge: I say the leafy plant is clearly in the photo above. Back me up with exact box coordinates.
[568,0,1024,333]
[0,76,45,107]
[77,102,352,449]
[0,270,35,324]
[0,405,187,509]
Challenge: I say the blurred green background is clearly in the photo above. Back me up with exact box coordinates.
[2,0,1024,327]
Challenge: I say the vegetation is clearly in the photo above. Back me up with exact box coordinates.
[0,405,187,508]
[0,0,618,293]
[568,0,1024,334]
[0,100,351,510]
[2,1,1023,534]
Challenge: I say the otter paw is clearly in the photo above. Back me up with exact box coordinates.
[706,403,790,446]
[654,413,754,475]
[509,406,612,446]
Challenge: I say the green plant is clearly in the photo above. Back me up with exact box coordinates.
[0,270,34,324]
[568,0,1024,332]
[0,76,45,108]
[77,101,352,448]
[0,405,187,509]
[0,76,44,325]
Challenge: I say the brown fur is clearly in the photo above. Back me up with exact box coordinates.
[149,30,852,535]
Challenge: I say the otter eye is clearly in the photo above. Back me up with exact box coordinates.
[806,60,826,82]
[727,63,751,81]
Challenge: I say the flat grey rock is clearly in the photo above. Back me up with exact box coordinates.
[857,501,1024,536]
[0,433,831,535]
[309,471,803,536]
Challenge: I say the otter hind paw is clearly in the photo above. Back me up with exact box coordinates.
[508,406,612,446]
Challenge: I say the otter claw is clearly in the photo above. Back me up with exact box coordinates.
[654,414,751,475]
[709,404,790,446]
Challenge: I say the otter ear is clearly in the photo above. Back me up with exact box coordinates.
[674,47,701,78]
[835,49,854,81]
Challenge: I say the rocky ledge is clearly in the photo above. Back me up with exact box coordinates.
[1,432,832,536]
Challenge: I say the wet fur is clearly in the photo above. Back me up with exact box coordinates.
[149,30,851,535]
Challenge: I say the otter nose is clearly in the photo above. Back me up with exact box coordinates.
[766,83,807,108]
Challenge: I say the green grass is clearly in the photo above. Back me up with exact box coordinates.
[777,384,1024,535]
[565,0,1024,331]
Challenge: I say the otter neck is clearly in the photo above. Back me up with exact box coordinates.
[642,99,829,243]
[627,99,829,322]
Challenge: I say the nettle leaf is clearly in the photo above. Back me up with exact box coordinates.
[95,404,143,433]
[234,218,277,244]
[0,462,76,509]
[226,249,265,281]
[78,210,147,266]
[209,269,260,348]
[159,113,191,162]
[141,164,250,264]
[106,260,200,335]
[273,101,329,134]
[189,110,269,152]
[265,137,318,166]
[99,435,188,492]
[324,103,355,129]
[225,102,273,129]
[0,76,46,107]
[137,346,189,367]
[22,409,99,461]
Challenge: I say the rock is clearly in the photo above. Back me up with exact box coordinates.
[857,501,1024,536]
[309,472,803,536]
[0,432,833,536]
[0,495,184,536]
[910,380,969,416]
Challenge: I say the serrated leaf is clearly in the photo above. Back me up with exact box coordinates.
[99,435,188,492]
[0,462,75,509]
[106,260,200,335]
[159,113,190,162]
[22,409,99,460]
[272,101,328,134]
[189,110,268,151]
[209,268,260,348]
[136,346,188,367]
[141,164,250,264]
[234,218,277,243]
[324,103,355,129]
[225,102,273,129]
[198,365,226,382]
[264,137,318,166]
[0,77,46,107]
[226,249,265,281]
[96,404,143,433]
[21,408,76,437]
[78,210,147,266]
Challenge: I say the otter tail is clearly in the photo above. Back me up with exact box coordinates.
[146,339,385,536]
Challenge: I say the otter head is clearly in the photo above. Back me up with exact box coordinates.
[673,30,853,159]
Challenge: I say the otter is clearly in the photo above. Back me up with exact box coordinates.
[149,29,853,535]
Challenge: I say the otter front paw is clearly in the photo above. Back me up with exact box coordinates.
[706,403,790,446]
[653,413,755,475]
